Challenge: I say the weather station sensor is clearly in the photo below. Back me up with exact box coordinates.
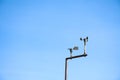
[64,37,88,80]
[80,36,88,55]
[68,46,79,57]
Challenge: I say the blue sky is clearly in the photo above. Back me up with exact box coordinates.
[0,0,120,80]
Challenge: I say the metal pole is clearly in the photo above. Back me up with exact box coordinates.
[65,58,68,80]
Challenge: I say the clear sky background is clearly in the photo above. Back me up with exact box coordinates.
[0,0,120,80]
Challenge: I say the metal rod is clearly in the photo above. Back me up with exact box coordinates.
[65,58,68,80]
[66,54,87,60]
[84,42,86,54]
